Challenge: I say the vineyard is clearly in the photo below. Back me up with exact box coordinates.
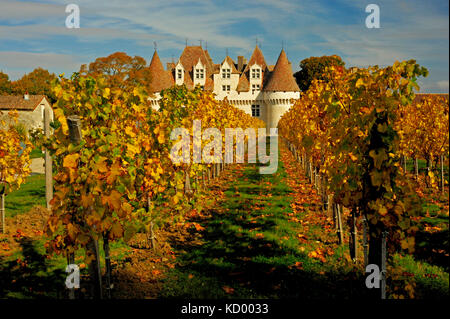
[0,61,448,300]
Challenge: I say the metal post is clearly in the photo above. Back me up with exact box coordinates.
[44,108,53,210]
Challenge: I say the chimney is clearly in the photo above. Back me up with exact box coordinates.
[24,92,29,100]
[237,56,245,72]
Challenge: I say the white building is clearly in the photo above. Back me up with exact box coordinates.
[0,94,53,133]
[148,45,300,129]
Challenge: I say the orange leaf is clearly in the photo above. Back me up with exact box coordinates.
[222,286,235,294]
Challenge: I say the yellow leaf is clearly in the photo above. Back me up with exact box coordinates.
[125,126,136,138]
[108,190,122,211]
[63,153,80,169]
[355,78,364,88]
[349,152,357,161]
[110,222,123,238]
[103,88,110,99]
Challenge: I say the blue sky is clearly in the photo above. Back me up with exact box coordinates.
[0,0,448,92]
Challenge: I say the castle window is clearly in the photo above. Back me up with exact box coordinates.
[252,84,260,94]
[222,85,230,92]
[251,104,260,117]
[196,68,204,79]
[177,69,182,79]
[222,68,231,79]
[251,68,261,79]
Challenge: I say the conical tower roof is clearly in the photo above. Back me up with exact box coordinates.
[148,50,174,93]
[244,45,267,72]
[263,49,300,92]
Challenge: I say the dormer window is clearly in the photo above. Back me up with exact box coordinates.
[222,68,231,79]
[177,69,183,79]
[195,68,204,79]
[251,68,261,79]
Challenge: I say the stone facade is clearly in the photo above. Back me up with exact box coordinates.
[0,95,53,134]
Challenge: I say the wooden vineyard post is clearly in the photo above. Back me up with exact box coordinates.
[44,108,53,210]
[103,233,112,299]
[415,157,419,180]
[381,231,388,299]
[441,154,445,194]
[332,202,337,231]
[184,169,193,195]
[86,238,103,299]
[67,115,102,299]
[216,163,220,177]
[362,216,368,268]
[404,155,407,173]
[336,204,344,245]
[194,175,199,192]
[349,207,357,262]
[147,197,156,251]
[0,191,4,234]
[202,169,206,187]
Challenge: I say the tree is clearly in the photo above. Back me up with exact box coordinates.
[0,72,12,95]
[11,68,57,102]
[294,55,345,92]
[83,52,152,91]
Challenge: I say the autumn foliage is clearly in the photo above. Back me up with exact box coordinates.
[0,110,32,194]
[279,60,430,267]
[44,72,263,262]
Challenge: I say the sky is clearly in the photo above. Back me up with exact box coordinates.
[0,0,448,92]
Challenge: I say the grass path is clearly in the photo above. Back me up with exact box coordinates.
[159,142,367,298]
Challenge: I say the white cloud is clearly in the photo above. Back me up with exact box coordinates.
[0,0,63,20]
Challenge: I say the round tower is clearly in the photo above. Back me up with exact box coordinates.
[263,49,300,134]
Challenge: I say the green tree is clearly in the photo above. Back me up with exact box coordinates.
[294,55,345,92]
